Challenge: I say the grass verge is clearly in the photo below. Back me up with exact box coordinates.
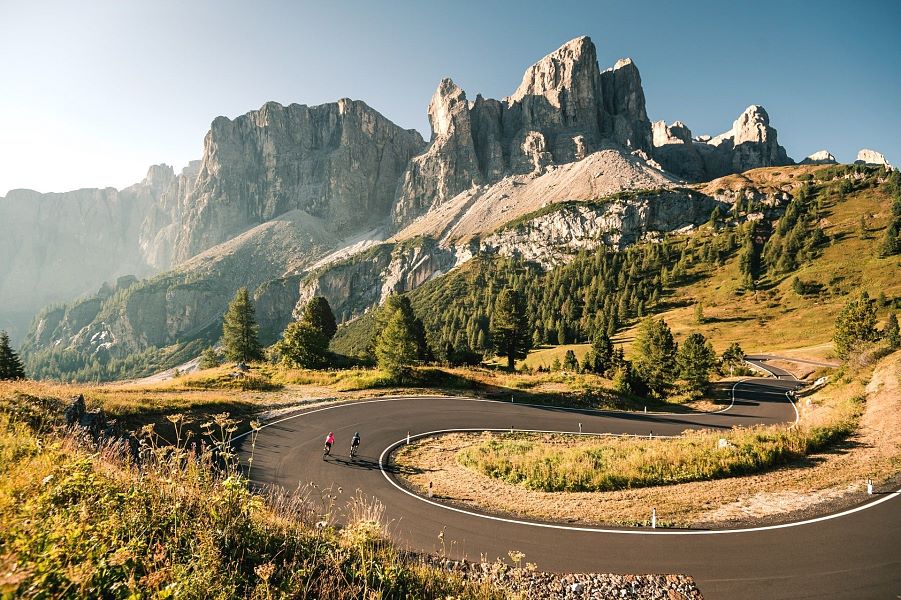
[394,351,901,527]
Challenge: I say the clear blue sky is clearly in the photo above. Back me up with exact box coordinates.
[2,0,899,195]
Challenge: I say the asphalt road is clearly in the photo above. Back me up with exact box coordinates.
[241,369,901,599]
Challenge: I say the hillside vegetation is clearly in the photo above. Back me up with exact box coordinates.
[335,164,900,367]
[0,390,504,599]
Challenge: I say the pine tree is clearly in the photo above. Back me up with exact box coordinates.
[677,332,717,392]
[834,291,879,359]
[633,317,678,397]
[198,346,222,370]
[708,205,723,228]
[375,309,418,377]
[562,349,579,372]
[222,288,264,363]
[0,331,25,380]
[884,313,900,350]
[274,321,329,368]
[491,288,532,371]
[878,219,900,257]
[588,329,614,375]
[300,297,338,343]
[694,303,705,325]
[721,342,745,371]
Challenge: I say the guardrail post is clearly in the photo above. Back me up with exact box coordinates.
[652,508,657,529]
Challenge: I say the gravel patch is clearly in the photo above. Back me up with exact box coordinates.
[421,556,702,599]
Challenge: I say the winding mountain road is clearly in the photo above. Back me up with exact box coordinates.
[240,364,901,599]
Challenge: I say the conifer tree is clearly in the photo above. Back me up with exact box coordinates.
[633,317,678,397]
[222,288,264,363]
[588,329,614,375]
[721,342,745,371]
[490,288,532,371]
[199,346,222,370]
[0,331,25,380]
[677,332,717,392]
[375,308,418,377]
[275,321,329,368]
[563,349,579,372]
[300,297,338,343]
[834,291,878,359]
[884,313,900,350]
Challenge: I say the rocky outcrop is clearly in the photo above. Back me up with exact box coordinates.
[652,120,692,146]
[392,36,654,226]
[652,105,793,182]
[288,241,458,327]
[801,150,837,165]
[173,99,425,262]
[483,189,722,268]
[855,148,894,169]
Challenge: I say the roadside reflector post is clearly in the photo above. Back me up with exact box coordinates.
[511,394,514,404]
[867,478,873,495]
[652,508,657,529]
[407,431,410,445]
[644,406,647,413]
[428,481,433,498]
[510,424,514,433]
[579,422,582,434]
[649,430,653,440]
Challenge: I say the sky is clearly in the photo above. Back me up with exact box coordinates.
[1,0,899,195]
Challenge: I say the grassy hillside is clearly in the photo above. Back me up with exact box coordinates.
[336,164,900,367]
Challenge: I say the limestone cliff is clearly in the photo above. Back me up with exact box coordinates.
[652,106,793,181]
[174,99,426,261]
[0,165,181,343]
[392,36,654,226]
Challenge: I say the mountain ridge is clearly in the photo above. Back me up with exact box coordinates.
[12,35,891,381]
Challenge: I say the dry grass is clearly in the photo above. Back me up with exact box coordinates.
[0,390,507,599]
[394,352,901,527]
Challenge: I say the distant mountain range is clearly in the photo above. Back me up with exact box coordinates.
[2,36,892,380]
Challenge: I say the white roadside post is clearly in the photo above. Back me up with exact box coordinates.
[867,478,873,495]
[652,508,657,529]
[428,481,433,498]
[406,431,410,445]
[579,422,582,434]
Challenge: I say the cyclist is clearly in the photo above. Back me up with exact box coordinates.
[350,432,361,457]
[323,432,335,457]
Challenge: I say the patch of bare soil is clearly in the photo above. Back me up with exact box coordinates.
[394,353,901,527]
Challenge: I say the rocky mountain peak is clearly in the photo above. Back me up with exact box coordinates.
[173,99,426,261]
[428,78,470,139]
[652,120,692,146]
[392,36,655,227]
[801,150,837,165]
[856,148,894,169]
[509,35,599,106]
[729,105,772,145]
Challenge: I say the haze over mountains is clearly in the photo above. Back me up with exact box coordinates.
[1,36,892,379]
